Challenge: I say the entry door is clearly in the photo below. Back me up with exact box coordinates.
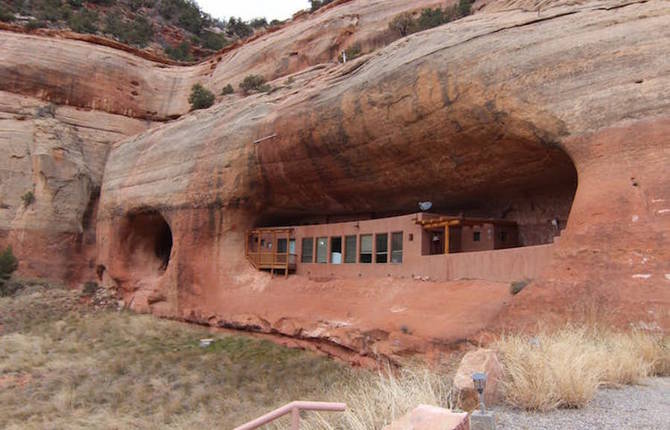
[430,229,445,255]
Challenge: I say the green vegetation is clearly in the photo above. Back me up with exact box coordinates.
[221,83,234,95]
[310,0,335,12]
[0,246,18,283]
[165,40,192,62]
[239,74,271,95]
[68,7,99,34]
[21,191,35,207]
[388,1,475,38]
[510,279,530,295]
[0,4,13,22]
[0,0,270,61]
[188,83,215,110]
[104,12,154,47]
[339,43,362,62]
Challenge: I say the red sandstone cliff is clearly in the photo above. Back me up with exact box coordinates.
[1,0,668,361]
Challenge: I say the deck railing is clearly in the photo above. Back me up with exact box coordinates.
[233,401,346,430]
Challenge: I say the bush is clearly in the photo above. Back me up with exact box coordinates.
[339,43,362,62]
[165,41,193,61]
[21,191,35,207]
[188,83,215,110]
[310,0,335,12]
[510,279,530,295]
[201,31,228,51]
[82,281,99,296]
[239,75,271,95]
[24,20,47,30]
[221,84,234,95]
[389,2,475,38]
[105,13,153,47]
[0,246,18,282]
[227,17,252,39]
[0,5,14,22]
[388,12,414,37]
[249,17,267,28]
[68,8,99,34]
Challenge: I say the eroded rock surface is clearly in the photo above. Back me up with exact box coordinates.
[0,0,668,361]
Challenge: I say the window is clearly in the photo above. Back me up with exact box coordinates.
[391,232,403,263]
[331,236,342,264]
[473,231,481,242]
[316,237,328,263]
[301,238,313,263]
[277,238,287,253]
[375,233,388,264]
[360,234,372,263]
[344,235,357,263]
[500,231,507,242]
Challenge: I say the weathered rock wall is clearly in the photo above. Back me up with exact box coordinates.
[96,0,669,357]
[0,0,668,360]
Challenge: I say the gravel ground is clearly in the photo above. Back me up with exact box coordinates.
[494,378,670,430]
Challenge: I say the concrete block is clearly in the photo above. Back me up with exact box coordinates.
[469,411,495,430]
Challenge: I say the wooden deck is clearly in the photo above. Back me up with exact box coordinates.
[246,228,296,277]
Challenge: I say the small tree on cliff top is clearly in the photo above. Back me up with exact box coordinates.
[0,246,18,281]
[188,83,215,110]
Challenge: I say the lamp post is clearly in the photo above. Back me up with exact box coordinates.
[472,372,487,413]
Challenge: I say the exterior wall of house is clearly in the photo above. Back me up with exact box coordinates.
[284,213,551,283]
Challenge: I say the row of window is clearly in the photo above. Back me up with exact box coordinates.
[301,232,403,264]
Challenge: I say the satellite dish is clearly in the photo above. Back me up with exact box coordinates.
[418,201,432,211]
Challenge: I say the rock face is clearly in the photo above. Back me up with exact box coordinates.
[454,349,503,411]
[1,0,669,360]
[383,405,468,430]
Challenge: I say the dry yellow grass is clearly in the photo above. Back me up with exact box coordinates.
[496,326,669,411]
[0,284,459,430]
[271,366,455,430]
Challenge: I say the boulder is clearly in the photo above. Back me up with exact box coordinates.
[383,405,469,430]
[454,349,503,411]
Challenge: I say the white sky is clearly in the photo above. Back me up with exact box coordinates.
[195,0,311,21]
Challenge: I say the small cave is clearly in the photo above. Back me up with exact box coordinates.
[120,210,173,274]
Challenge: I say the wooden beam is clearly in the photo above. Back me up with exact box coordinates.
[444,225,450,254]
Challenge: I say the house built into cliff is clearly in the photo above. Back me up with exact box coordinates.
[246,213,554,282]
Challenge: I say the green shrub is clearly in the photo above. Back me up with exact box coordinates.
[165,41,193,61]
[82,281,99,296]
[389,2,475,38]
[201,31,228,51]
[388,12,414,37]
[188,83,215,110]
[239,74,271,95]
[0,246,18,282]
[24,20,47,30]
[339,43,362,62]
[221,84,234,95]
[249,17,267,28]
[0,5,14,22]
[510,279,531,295]
[68,8,99,34]
[21,191,35,207]
[227,17,252,39]
[310,0,335,12]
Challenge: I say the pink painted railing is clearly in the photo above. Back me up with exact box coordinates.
[233,401,346,430]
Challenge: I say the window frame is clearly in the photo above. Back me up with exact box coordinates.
[316,237,328,264]
[359,234,373,264]
[344,235,357,263]
[390,231,403,264]
[301,237,314,263]
[375,233,388,264]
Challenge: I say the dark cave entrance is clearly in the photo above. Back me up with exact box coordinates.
[121,210,173,274]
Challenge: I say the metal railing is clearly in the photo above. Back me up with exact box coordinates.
[233,401,346,430]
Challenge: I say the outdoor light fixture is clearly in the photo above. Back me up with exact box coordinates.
[472,372,487,413]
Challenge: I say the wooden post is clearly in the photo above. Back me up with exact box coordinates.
[291,407,300,430]
[444,225,450,254]
[271,231,276,278]
[285,231,289,278]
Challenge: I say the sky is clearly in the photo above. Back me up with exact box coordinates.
[195,0,311,22]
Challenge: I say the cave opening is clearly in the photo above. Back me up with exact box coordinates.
[253,140,578,251]
[121,210,173,274]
